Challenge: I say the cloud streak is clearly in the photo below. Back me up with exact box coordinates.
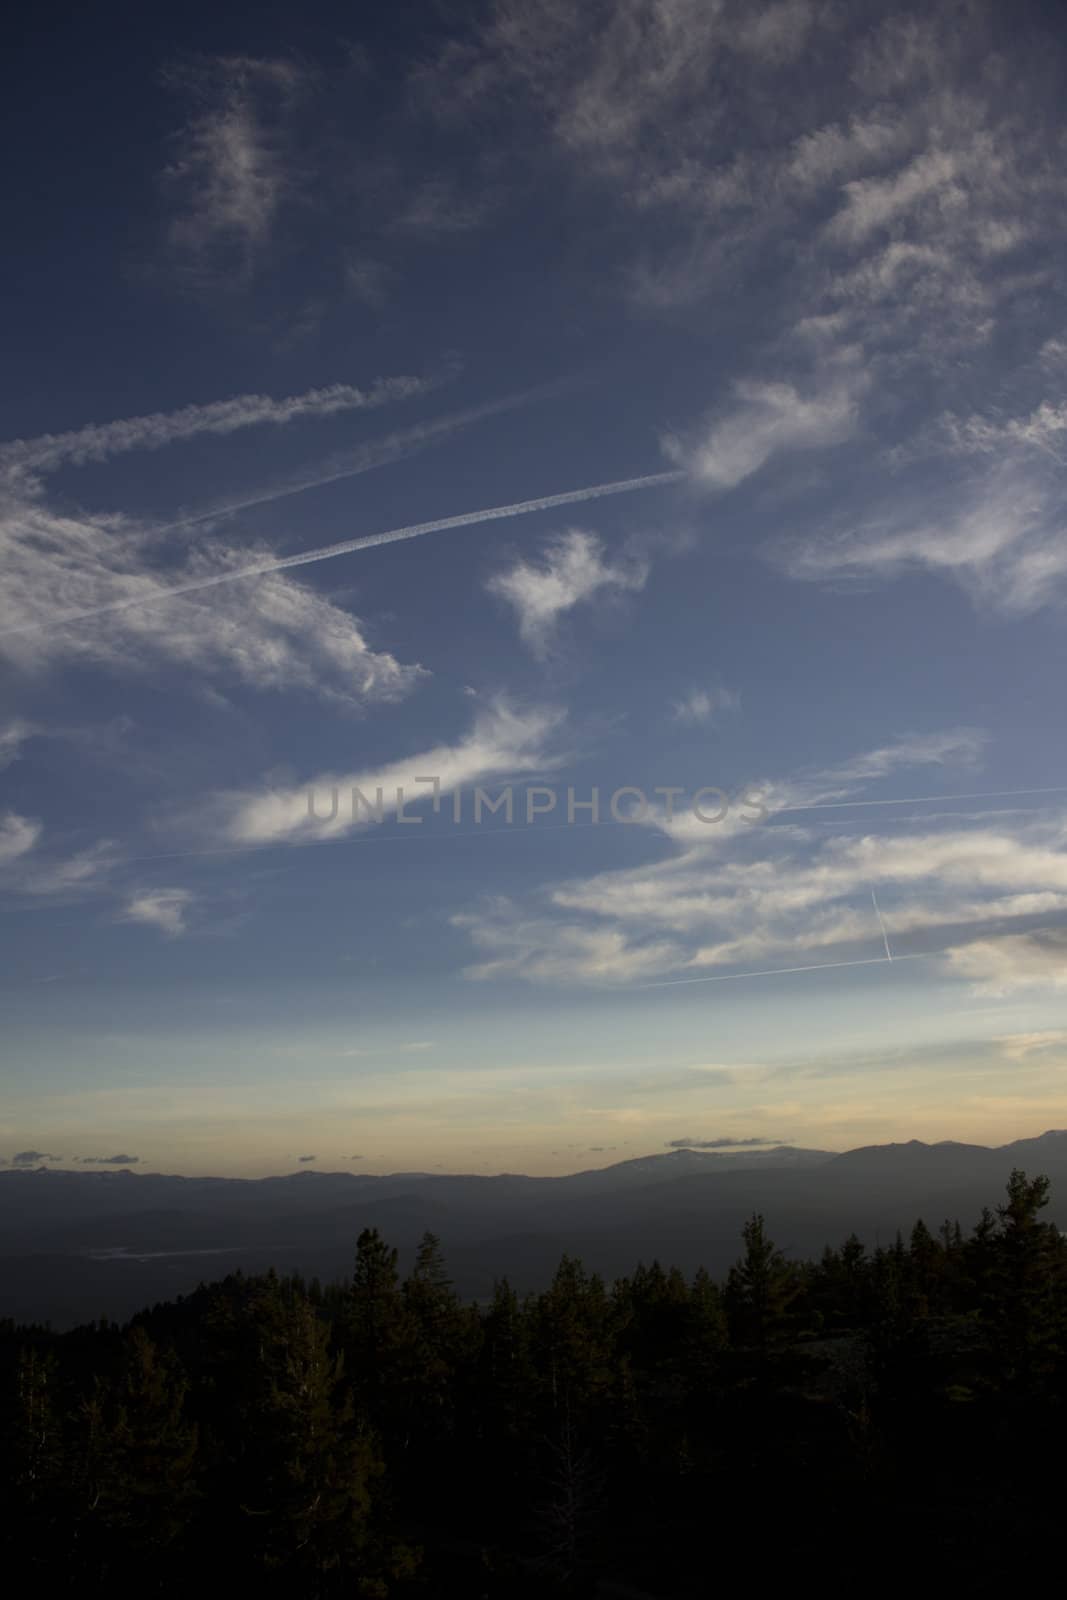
[219,696,564,847]
[665,1136,788,1149]
[0,374,438,482]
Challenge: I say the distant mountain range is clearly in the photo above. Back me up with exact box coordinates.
[3,1132,1066,1329]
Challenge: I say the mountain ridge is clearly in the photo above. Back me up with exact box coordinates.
[4,1129,1065,1189]
[5,1130,1067,1328]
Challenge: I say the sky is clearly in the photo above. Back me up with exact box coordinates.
[2,0,1067,1177]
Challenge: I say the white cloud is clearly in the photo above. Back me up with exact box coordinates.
[0,374,436,482]
[451,729,1067,987]
[0,720,35,771]
[487,529,648,655]
[163,56,305,273]
[20,841,118,897]
[996,1030,1067,1062]
[0,492,427,706]
[818,729,987,783]
[663,359,869,488]
[461,809,1067,985]
[456,900,685,985]
[419,0,1065,385]
[0,820,117,899]
[942,401,1067,465]
[0,812,41,866]
[943,931,1067,997]
[671,685,740,725]
[218,696,565,846]
[826,148,962,245]
[779,459,1067,614]
[0,384,552,706]
[429,0,828,170]
[121,888,194,938]
[788,114,910,189]
[732,0,819,64]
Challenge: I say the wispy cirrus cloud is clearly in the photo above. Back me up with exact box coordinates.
[815,729,987,786]
[663,356,869,489]
[0,811,119,901]
[19,841,118,898]
[453,727,1067,988]
[0,493,428,706]
[0,720,36,770]
[120,888,195,938]
[216,696,565,847]
[0,381,574,707]
[0,373,438,484]
[943,930,1067,997]
[778,455,1067,615]
[0,812,41,866]
[995,1030,1067,1062]
[0,383,478,704]
[671,685,740,726]
[487,529,648,655]
[162,55,306,279]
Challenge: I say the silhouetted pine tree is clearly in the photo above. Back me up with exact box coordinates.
[725,1214,798,1356]
[238,1285,404,1594]
[989,1168,1065,1390]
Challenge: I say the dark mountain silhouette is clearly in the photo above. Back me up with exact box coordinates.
[3,1132,1066,1327]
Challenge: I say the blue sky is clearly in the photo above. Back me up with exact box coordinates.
[3,0,1067,1175]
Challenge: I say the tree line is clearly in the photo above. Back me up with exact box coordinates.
[2,1169,1065,1595]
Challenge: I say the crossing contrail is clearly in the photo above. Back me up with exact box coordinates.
[6,469,686,636]
[871,888,893,960]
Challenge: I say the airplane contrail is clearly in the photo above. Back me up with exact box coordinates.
[632,950,934,989]
[774,785,1067,812]
[6,468,686,636]
[146,381,567,538]
[871,888,893,960]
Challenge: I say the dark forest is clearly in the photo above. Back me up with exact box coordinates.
[3,1169,1064,1596]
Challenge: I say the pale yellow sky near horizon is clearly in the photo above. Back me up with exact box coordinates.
[7,1023,1067,1178]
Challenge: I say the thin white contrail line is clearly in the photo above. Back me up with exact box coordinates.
[145,383,562,537]
[4,469,686,637]
[871,888,893,960]
[774,785,1067,813]
[631,950,935,990]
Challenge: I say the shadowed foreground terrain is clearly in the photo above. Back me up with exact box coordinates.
[3,1165,1066,1595]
